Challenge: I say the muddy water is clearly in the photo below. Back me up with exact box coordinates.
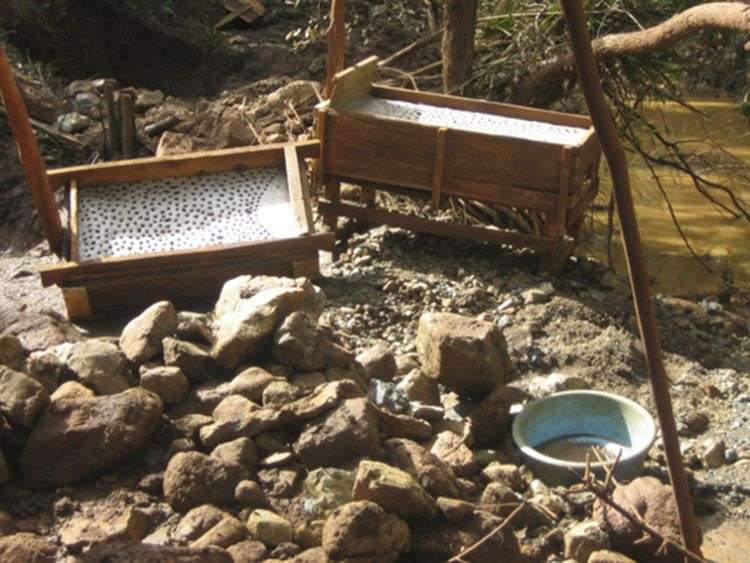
[534,434,625,463]
[581,95,750,295]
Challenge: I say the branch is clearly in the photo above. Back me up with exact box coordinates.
[514,2,750,103]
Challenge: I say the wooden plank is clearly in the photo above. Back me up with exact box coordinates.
[219,0,266,27]
[313,107,328,190]
[318,201,555,251]
[39,233,334,287]
[329,56,379,109]
[69,178,80,261]
[443,178,558,211]
[62,287,92,319]
[431,127,448,208]
[284,145,314,234]
[292,258,321,278]
[567,179,599,229]
[324,0,347,99]
[0,47,64,254]
[47,140,321,190]
[552,146,574,238]
[371,84,593,130]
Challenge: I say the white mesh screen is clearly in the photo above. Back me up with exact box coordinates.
[77,167,298,261]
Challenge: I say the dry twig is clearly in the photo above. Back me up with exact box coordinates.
[448,501,527,563]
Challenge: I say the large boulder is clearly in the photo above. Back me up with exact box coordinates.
[271,312,354,372]
[0,365,49,427]
[20,388,163,489]
[594,477,699,562]
[416,312,510,399]
[66,339,130,395]
[211,287,309,369]
[353,460,438,521]
[214,276,322,320]
[164,451,249,511]
[322,501,409,561]
[294,398,382,468]
[119,301,178,365]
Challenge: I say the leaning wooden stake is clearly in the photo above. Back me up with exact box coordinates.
[119,89,136,159]
[103,80,119,157]
[0,47,63,255]
[324,0,346,99]
[559,0,702,558]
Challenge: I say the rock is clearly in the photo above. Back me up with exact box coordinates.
[263,380,298,408]
[199,408,292,449]
[436,497,474,522]
[257,465,304,498]
[683,411,709,434]
[156,132,195,157]
[211,287,309,369]
[369,378,410,413]
[594,477,695,562]
[469,385,531,448]
[163,451,248,511]
[211,437,257,469]
[235,480,265,505]
[191,516,247,549]
[295,520,325,549]
[265,80,319,110]
[290,371,326,392]
[701,438,726,468]
[587,550,637,563]
[26,349,64,392]
[303,468,355,518]
[213,394,259,422]
[214,276,322,320]
[120,302,178,365]
[377,407,433,441]
[430,431,477,477]
[247,509,293,546]
[322,501,409,561]
[136,89,165,112]
[0,449,8,483]
[385,438,461,498]
[525,372,590,398]
[21,388,162,489]
[396,369,440,405]
[481,482,520,517]
[522,283,555,304]
[50,380,95,402]
[482,462,525,492]
[227,540,268,563]
[271,312,354,371]
[73,91,100,118]
[356,343,397,381]
[353,460,438,520]
[175,505,229,541]
[217,106,254,148]
[0,335,26,370]
[564,520,610,562]
[0,532,57,562]
[105,544,232,562]
[140,366,189,404]
[66,339,130,395]
[324,366,367,391]
[416,312,510,399]
[163,337,216,382]
[0,365,49,427]
[229,366,285,403]
[294,398,381,468]
[287,380,364,421]
[57,111,91,133]
[59,507,149,555]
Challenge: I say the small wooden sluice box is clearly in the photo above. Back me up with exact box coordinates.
[316,57,602,270]
[39,143,333,319]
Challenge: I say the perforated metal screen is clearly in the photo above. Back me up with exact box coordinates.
[348,97,589,146]
[77,167,299,261]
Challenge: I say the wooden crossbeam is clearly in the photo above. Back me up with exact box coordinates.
[216,0,266,30]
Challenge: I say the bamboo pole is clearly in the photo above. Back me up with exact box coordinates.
[559,0,702,558]
[0,47,64,255]
[324,0,346,99]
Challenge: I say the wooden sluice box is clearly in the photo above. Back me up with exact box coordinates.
[316,57,602,270]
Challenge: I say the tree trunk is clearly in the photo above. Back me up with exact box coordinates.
[442,0,478,93]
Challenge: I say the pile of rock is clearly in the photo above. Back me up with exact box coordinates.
[0,275,691,562]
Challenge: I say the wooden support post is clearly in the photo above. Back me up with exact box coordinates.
[324,0,346,99]
[284,145,314,235]
[119,89,136,159]
[69,178,80,262]
[560,0,703,558]
[323,178,341,231]
[431,127,448,208]
[103,80,119,157]
[0,47,64,255]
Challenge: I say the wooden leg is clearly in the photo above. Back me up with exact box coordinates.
[540,238,575,274]
[322,177,341,231]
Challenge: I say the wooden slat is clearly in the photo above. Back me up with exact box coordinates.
[443,178,558,210]
[69,178,80,261]
[318,201,555,251]
[431,127,448,208]
[330,56,379,109]
[567,179,599,229]
[371,84,593,130]
[552,146,574,238]
[39,233,334,287]
[47,141,321,190]
[62,287,92,319]
[216,0,266,29]
[0,47,64,254]
[284,145,314,234]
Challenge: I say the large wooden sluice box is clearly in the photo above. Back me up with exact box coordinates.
[316,57,602,269]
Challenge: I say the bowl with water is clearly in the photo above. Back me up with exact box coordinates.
[512,390,656,485]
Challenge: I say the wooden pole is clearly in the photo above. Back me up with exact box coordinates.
[103,80,119,157]
[324,0,346,99]
[559,0,703,558]
[0,47,64,255]
[119,89,136,159]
